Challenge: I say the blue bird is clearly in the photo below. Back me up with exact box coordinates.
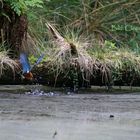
[20,53,44,80]
[20,53,30,73]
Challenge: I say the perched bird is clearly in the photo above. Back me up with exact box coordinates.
[19,52,44,81]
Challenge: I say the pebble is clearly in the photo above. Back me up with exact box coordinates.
[109,115,114,118]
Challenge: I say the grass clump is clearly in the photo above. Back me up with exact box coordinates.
[41,24,140,86]
[26,18,140,87]
[89,43,140,86]
[0,44,19,77]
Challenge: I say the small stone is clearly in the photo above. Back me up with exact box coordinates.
[53,131,57,138]
[109,115,114,118]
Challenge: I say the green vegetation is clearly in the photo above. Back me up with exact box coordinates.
[0,0,140,86]
[3,0,43,15]
[28,0,140,46]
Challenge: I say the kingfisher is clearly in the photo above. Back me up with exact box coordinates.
[19,53,44,81]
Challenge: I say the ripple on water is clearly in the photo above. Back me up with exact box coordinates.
[25,89,59,97]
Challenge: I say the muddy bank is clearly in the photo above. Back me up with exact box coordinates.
[0,84,140,95]
[1,85,140,94]
[1,63,140,88]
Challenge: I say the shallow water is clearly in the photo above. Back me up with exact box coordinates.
[0,90,140,140]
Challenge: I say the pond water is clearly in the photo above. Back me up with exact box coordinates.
[0,89,140,140]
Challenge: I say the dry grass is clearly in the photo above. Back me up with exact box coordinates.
[89,46,140,84]
[45,23,95,83]
[21,32,39,55]
[0,50,19,77]
[42,23,140,85]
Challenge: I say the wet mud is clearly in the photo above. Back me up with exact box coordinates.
[0,90,140,140]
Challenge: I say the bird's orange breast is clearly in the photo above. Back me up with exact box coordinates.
[23,72,33,80]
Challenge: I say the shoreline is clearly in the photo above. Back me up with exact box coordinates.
[0,85,140,94]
